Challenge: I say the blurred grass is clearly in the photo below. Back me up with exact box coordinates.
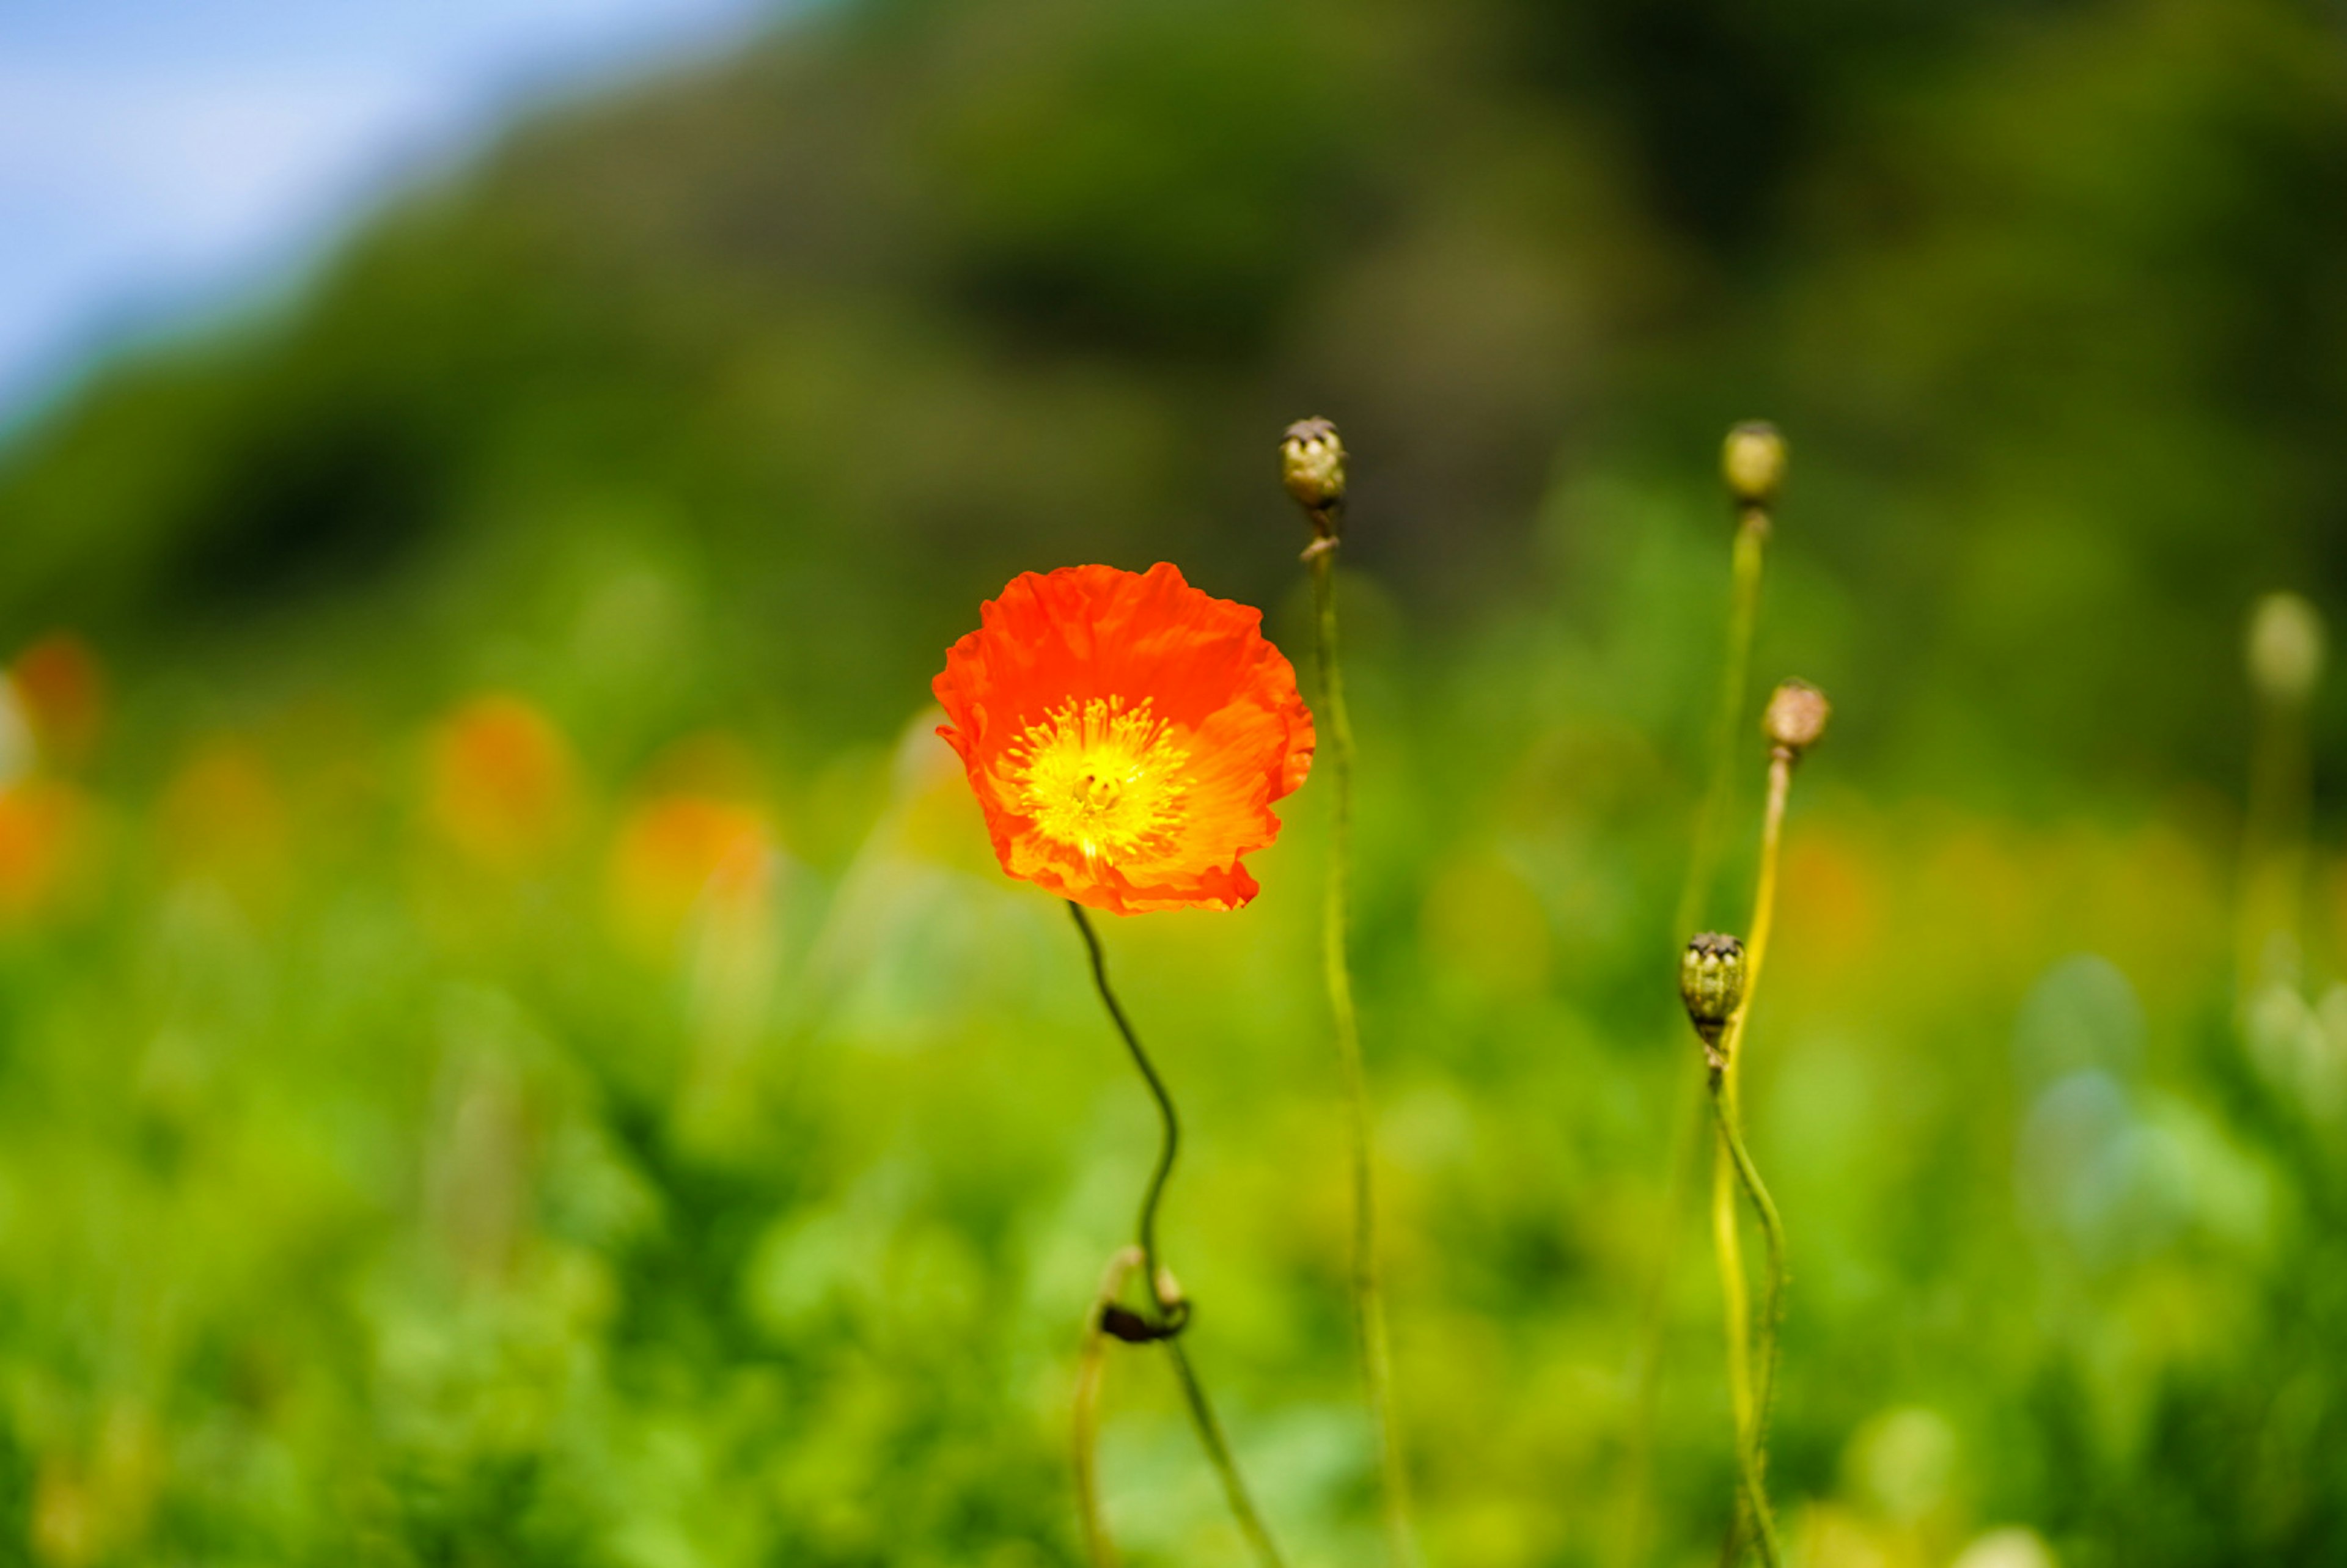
[0,505,2321,1566]
[2,0,2347,1563]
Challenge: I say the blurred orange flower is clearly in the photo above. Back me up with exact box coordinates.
[0,781,89,923]
[606,793,771,958]
[427,695,579,870]
[10,634,105,770]
[933,563,1313,915]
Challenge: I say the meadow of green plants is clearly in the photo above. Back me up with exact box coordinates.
[2,0,2346,1563]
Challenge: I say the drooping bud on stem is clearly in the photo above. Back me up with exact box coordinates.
[1722,421,1787,511]
[1281,416,1346,551]
[1681,932,1747,1071]
[1762,679,1831,761]
[2247,592,2325,709]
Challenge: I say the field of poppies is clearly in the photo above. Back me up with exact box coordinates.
[5,0,2347,1564]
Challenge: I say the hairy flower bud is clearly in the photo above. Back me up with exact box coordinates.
[2247,592,2324,707]
[1722,421,1786,508]
[1155,1265,1186,1313]
[1280,417,1346,527]
[1763,679,1831,759]
[1681,932,1746,1066]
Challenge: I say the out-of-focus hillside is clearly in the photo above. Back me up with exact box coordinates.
[5,0,2345,796]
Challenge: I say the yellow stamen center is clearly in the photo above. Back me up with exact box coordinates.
[1005,697,1191,864]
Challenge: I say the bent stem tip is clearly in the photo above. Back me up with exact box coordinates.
[1075,1247,1146,1567]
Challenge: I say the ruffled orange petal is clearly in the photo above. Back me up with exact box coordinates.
[933,563,1314,914]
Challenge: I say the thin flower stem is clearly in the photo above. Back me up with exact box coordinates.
[1711,1074,1787,1483]
[1680,511,1770,944]
[1708,1072,1785,1568]
[1710,750,1793,1564]
[2238,597,2326,1001]
[1727,752,1793,1049]
[2239,683,2312,1000]
[1070,902,1183,1320]
[1066,902,1286,1568]
[1309,548,1422,1568]
[1616,508,1769,1568]
[1167,1339,1288,1567]
[1711,1132,1755,1548]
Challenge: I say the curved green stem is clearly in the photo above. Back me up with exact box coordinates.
[1709,1072,1786,1567]
[1070,903,1185,1325]
[1708,750,1794,1565]
[1066,902,1284,1568]
[1309,547,1422,1568]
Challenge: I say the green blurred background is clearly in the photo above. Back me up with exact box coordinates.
[1,0,2345,1561]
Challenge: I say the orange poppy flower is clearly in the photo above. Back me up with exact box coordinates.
[934,563,1314,915]
[426,695,579,871]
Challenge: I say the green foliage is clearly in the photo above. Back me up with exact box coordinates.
[1,0,2346,1561]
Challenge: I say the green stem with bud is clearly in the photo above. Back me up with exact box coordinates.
[1710,750,1793,1563]
[1068,903,1285,1568]
[2237,593,2326,1005]
[1617,503,1771,1568]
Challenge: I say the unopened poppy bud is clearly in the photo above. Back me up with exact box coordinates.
[1280,417,1346,528]
[2247,592,2324,707]
[1681,932,1746,1065]
[1098,1262,1192,1343]
[1098,1303,1156,1343]
[1722,421,1786,508]
[1763,679,1831,759]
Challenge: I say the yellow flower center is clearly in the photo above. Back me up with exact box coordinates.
[1006,697,1191,863]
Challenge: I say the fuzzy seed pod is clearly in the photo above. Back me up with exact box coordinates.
[1280,417,1346,524]
[2247,592,2324,707]
[1681,932,1747,1061]
[1763,680,1831,758]
[1722,421,1787,508]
